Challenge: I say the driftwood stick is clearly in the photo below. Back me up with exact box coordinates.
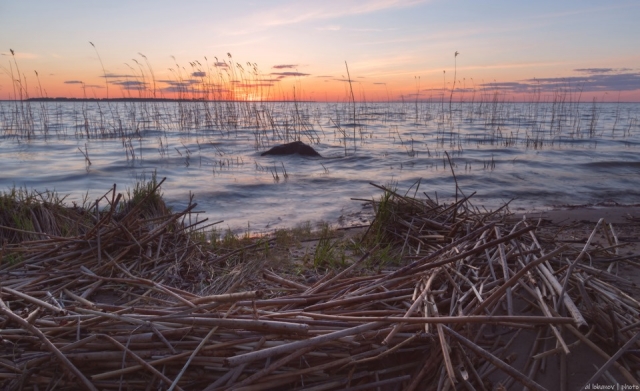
[249,346,388,387]
[607,223,621,273]
[557,218,604,315]
[74,308,163,329]
[148,323,177,354]
[456,340,488,391]
[494,227,513,315]
[263,270,309,291]
[534,287,570,354]
[582,331,640,387]
[225,321,383,367]
[149,316,309,334]
[2,286,66,314]
[310,244,378,294]
[355,334,419,365]
[59,334,100,352]
[304,288,413,312]
[412,225,538,274]
[437,324,456,386]
[371,222,498,284]
[63,288,96,308]
[219,337,268,389]
[565,325,639,386]
[441,325,547,391]
[302,313,574,325]
[189,290,263,305]
[383,272,438,345]
[99,335,182,391]
[167,326,217,391]
[91,337,262,381]
[620,320,640,333]
[233,345,315,388]
[406,350,442,391]
[470,245,569,316]
[0,298,98,391]
[536,262,588,330]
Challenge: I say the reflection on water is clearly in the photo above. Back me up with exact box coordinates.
[1,100,639,232]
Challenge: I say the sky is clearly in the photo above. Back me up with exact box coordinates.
[1,0,639,102]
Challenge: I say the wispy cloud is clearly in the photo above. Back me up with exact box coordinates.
[112,80,148,91]
[477,71,640,93]
[64,80,83,84]
[1,51,38,59]
[100,73,136,79]
[236,82,276,88]
[421,87,447,92]
[270,71,310,79]
[192,71,206,77]
[272,64,299,69]
[526,73,640,92]
[157,79,200,87]
[159,86,229,94]
[260,0,429,27]
[574,68,633,74]
[211,0,427,40]
[456,61,567,73]
[159,86,200,94]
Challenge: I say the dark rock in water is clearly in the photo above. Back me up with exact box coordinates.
[261,141,321,157]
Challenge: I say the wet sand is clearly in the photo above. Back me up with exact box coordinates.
[521,205,640,289]
[509,205,640,389]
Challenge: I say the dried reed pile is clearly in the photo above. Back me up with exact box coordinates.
[0,180,638,390]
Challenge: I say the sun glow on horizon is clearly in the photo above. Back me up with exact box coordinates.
[1,1,640,102]
[1,48,639,103]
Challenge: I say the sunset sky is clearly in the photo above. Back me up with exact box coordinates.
[1,0,639,101]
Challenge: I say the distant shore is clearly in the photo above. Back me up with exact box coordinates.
[10,97,318,103]
[5,98,639,103]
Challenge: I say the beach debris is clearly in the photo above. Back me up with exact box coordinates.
[0,179,638,390]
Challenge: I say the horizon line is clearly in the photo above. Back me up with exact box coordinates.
[7,97,640,104]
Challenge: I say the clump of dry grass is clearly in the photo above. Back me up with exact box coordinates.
[0,187,92,243]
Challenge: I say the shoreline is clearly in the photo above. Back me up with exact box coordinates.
[1,182,639,389]
[525,204,640,224]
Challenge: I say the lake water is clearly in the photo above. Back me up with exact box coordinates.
[1,100,639,233]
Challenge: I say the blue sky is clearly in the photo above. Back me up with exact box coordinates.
[1,0,639,100]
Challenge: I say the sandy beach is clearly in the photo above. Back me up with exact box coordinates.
[520,205,640,290]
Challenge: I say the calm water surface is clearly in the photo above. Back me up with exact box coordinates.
[1,100,639,232]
